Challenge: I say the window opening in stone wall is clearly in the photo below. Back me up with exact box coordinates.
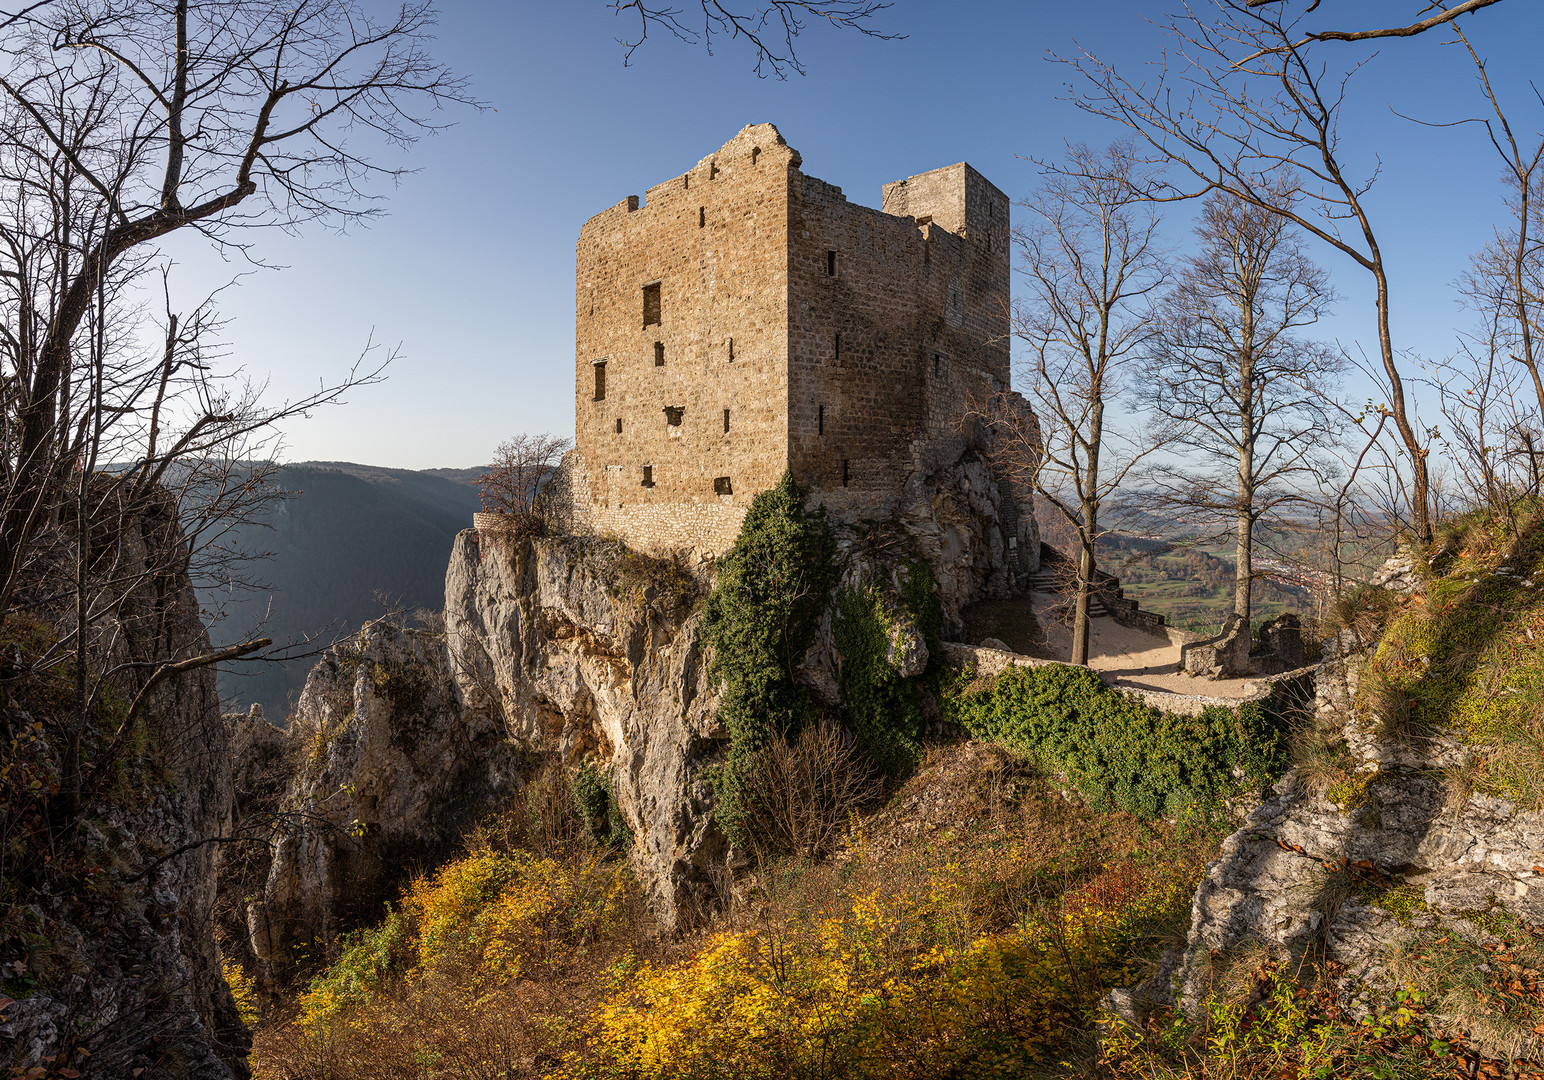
[699,206,705,228]
[818,404,825,435]
[723,408,730,433]
[710,160,720,179]
[642,465,654,488]
[933,352,944,376]
[751,146,761,165]
[834,333,841,362]
[654,341,665,367]
[842,459,850,487]
[615,418,623,434]
[593,360,606,401]
[714,476,733,496]
[664,406,684,427]
[826,250,837,276]
[683,174,689,190]
[727,336,735,361]
[643,282,661,327]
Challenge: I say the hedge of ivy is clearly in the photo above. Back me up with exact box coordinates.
[942,663,1291,820]
[832,561,939,776]
[702,473,836,844]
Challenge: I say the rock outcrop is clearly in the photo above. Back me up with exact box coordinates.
[1,493,248,1078]
[1116,625,1544,1063]
[443,533,724,926]
[247,618,518,988]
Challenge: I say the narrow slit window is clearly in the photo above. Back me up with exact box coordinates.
[642,465,654,488]
[834,333,841,362]
[933,353,943,376]
[826,250,837,277]
[727,336,735,361]
[615,418,623,434]
[593,361,606,401]
[714,476,733,496]
[699,206,706,228]
[723,408,730,433]
[683,174,689,190]
[818,404,825,435]
[710,160,719,179]
[842,459,850,487]
[654,341,665,367]
[751,146,761,165]
[642,282,661,328]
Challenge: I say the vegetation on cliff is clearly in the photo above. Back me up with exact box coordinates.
[944,663,1292,821]
[700,473,837,845]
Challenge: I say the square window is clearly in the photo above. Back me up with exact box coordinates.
[642,282,661,328]
[713,476,733,496]
[664,406,684,427]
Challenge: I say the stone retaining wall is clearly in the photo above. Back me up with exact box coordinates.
[939,641,1309,718]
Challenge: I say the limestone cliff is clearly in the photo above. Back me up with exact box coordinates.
[1,494,247,1078]
[247,618,519,988]
[1116,598,1544,1063]
[443,533,723,924]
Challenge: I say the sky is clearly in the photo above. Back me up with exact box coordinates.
[163,1,1544,470]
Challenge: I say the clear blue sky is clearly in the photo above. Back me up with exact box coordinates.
[166,1,1544,469]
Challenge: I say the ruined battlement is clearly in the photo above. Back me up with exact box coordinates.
[563,123,1025,560]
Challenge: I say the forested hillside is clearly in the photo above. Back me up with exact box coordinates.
[209,463,482,720]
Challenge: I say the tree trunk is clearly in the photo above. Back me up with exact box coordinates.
[1072,512,1096,666]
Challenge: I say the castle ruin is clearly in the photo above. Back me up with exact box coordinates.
[558,123,1037,597]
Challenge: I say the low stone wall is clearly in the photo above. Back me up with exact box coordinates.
[939,641,1309,718]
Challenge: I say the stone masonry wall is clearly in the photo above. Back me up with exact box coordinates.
[573,124,792,536]
[570,123,1029,569]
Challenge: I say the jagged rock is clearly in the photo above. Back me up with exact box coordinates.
[443,533,725,928]
[247,619,518,989]
[1370,546,1425,595]
[1120,627,1544,1062]
[1,492,247,1078]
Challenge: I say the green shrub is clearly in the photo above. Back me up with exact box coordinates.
[831,561,939,776]
[568,763,630,850]
[703,472,836,845]
[942,664,1289,819]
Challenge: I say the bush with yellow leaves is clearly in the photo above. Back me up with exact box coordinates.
[282,840,633,1063]
[581,858,1191,1079]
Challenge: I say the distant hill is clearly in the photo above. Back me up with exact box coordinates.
[208,461,483,721]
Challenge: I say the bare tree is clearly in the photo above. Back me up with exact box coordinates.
[1065,0,1438,542]
[1141,189,1341,629]
[610,0,896,77]
[475,432,573,535]
[1014,142,1169,666]
[0,0,474,619]
[1241,0,1507,46]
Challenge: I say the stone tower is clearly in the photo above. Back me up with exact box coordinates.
[560,123,1034,585]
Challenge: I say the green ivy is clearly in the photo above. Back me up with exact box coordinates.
[702,473,836,845]
[942,664,1291,820]
[568,763,630,850]
[832,561,940,776]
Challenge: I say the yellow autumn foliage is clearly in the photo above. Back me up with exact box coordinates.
[296,847,630,1034]
[583,859,1189,1079]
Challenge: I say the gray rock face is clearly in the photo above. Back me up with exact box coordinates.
[247,618,518,988]
[2,496,247,1078]
[1120,630,1544,1062]
[443,533,725,927]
